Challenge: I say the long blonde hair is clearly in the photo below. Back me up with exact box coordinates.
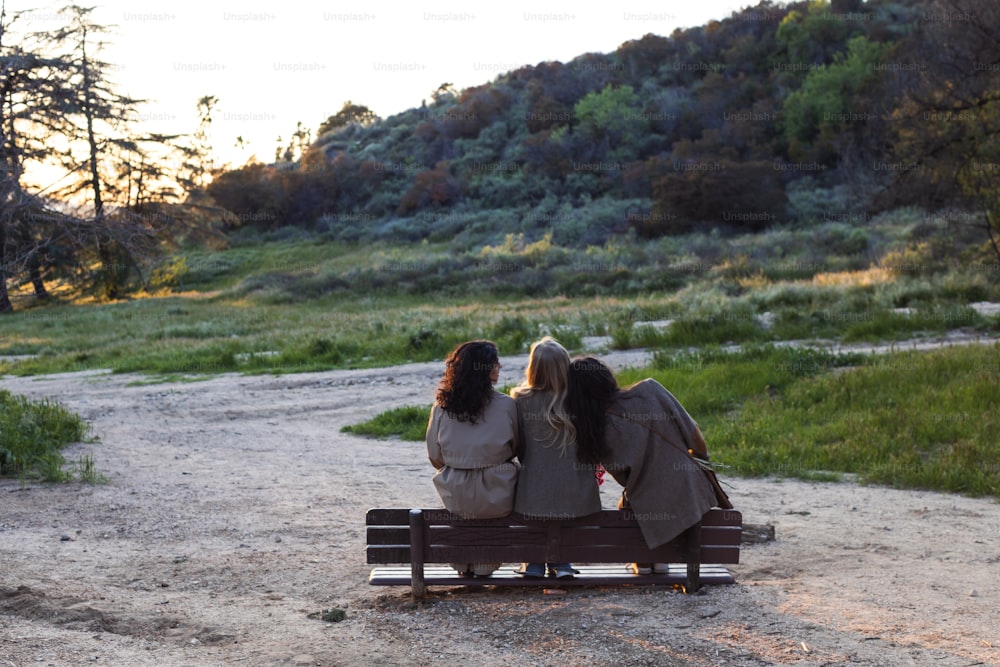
[512,336,576,452]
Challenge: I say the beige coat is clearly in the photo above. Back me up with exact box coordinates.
[426,393,520,519]
[603,379,722,549]
[512,391,602,519]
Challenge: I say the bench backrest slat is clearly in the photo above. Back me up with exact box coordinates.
[365,523,740,547]
[366,508,742,527]
[366,508,741,566]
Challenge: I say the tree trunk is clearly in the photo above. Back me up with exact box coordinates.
[79,24,122,301]
[0,271,12,313]
[985,210,1000,264]
[28,253,48,300]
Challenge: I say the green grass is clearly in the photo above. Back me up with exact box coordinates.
[0,389,93,482]
[0,294,623,377]
[3,217,999,380]
[342,405,431,441]
[617,345,867,418]
[705,343,1000,497]
[342,344,1000,499]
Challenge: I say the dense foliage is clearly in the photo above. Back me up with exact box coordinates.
[207,0,1000,253]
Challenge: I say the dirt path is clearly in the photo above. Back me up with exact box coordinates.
[2,348,999,666]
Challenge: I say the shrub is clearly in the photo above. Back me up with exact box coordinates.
[652,159,787,234]
[786,178,859,223]
[0,390,91,481]
[663,311,766,347]
[342,405,430,441]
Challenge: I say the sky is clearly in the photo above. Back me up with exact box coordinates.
[7,0,766,170]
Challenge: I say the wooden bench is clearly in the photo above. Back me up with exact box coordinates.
[366,507,742,599]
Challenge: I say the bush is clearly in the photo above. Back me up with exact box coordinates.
[652,159,787,234]
[785,178,864,224]
[342,405,430,441]
[0,390,91,481]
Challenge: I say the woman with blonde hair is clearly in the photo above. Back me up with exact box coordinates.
[511,336,601,579]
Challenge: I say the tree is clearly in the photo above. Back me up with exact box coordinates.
[317,100,379,136]
[888,0,1000,261]
[287,121,311,163]
[398,161,464,215]
[781,35,891,165]
[206,162,285,229]
[775,0,859,67]
[0,2,83,311]
[173,94,217,192]
[573,84,644,162]
[45,4,159,299]
[1,3,183,307]
[616,33,674,81]
[0,4,27,312]
[430,83,457,106]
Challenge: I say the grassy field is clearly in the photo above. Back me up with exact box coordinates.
[2,210,998,379]
[2,210,998,491]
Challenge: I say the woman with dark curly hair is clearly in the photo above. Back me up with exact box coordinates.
[566,356,732,574]
[426,340,521,577]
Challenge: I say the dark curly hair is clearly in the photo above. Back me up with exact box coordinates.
[435,340,500,423]
[566,356,619,465]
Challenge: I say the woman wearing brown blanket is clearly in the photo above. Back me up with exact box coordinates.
[566,356,731,574]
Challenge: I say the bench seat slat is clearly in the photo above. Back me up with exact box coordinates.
[368,544,740,566]
[368,564,736,587]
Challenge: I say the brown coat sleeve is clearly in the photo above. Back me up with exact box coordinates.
[426,405,444,469]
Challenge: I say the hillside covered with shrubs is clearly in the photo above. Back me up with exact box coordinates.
[206,0,1000,252]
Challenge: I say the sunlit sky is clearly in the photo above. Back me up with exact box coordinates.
[8,0,769,170]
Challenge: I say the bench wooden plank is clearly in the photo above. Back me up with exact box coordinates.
[368,564,736,587]
[366,543,741,566]
[365,527,740,548]
[366,508,741,530]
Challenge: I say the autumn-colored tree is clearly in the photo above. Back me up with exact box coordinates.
[616,33,674,81]
[206,163,284,229]
[653,158,786,234]
[398,162,464,214]
[445,85,510,139]
[524,79,572,134]
[516,126,573,181]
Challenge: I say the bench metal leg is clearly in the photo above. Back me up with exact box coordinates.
[409,509,426,600]
[683,522,702,593]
